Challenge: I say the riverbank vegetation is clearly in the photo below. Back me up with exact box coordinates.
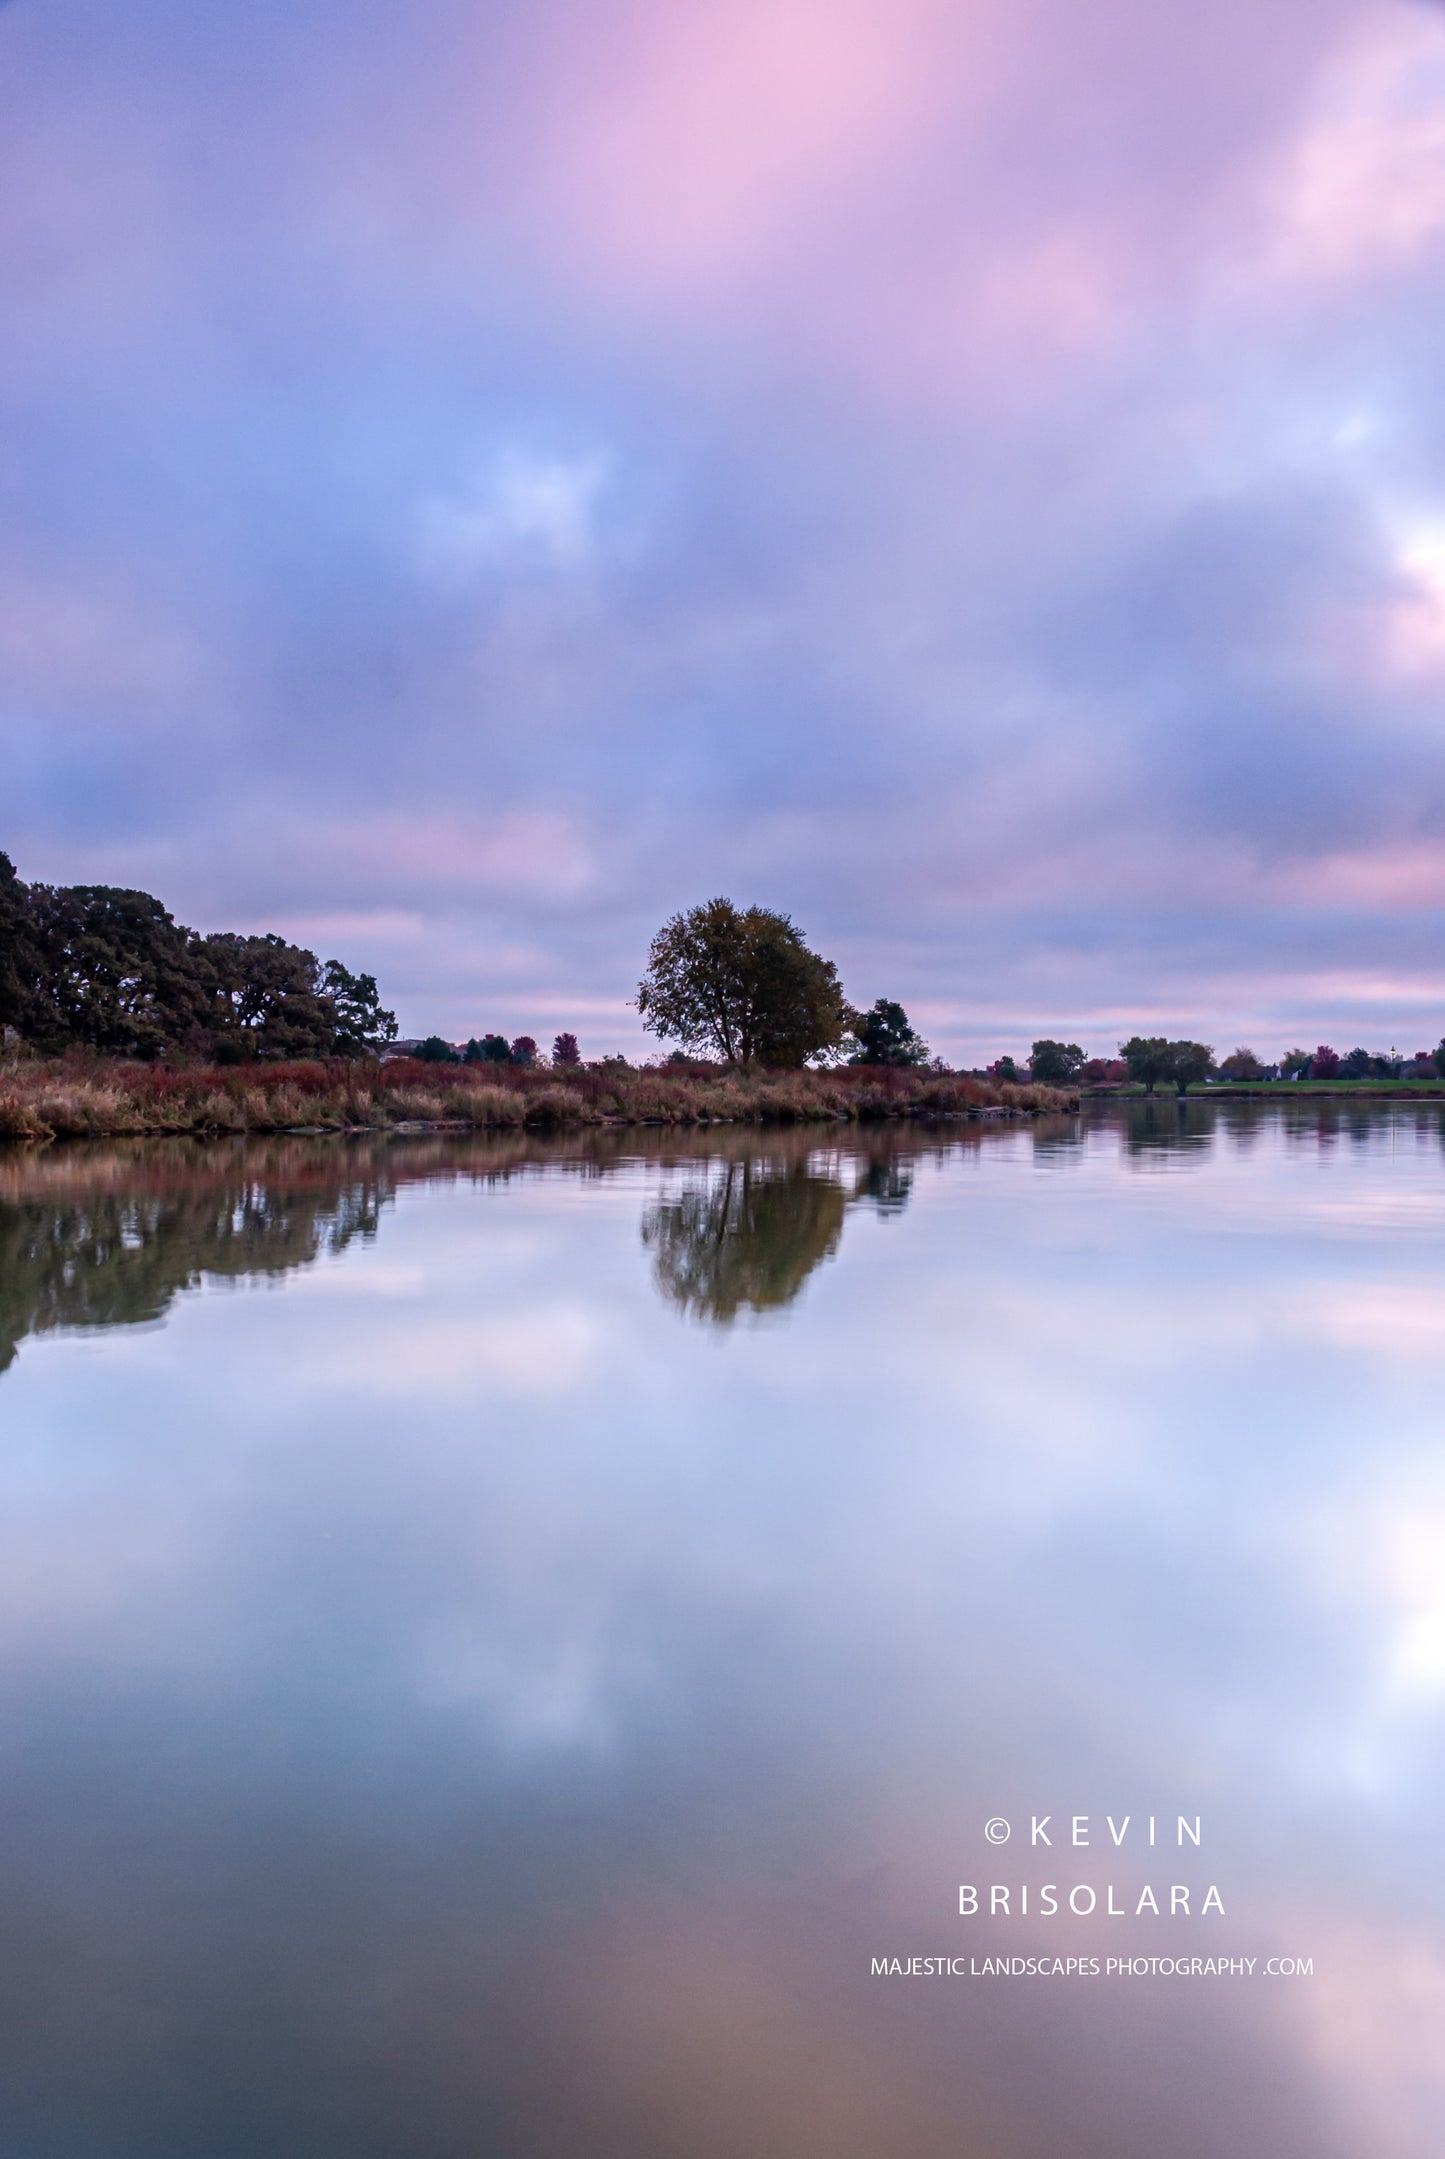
[8,855,1445,1124]
[0,1056,1074,1143]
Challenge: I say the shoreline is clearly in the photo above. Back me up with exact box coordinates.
[0,1057,1077,1143]
[1087,1084,1445,1101]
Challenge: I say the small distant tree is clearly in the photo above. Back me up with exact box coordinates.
[989,1055,1021,1082]
[510,1035,538,1067]
[850,999,929,1067]
[463,1033,511,1064]
[1342,1047,1372,1079]
[1164,1041,1215,1096]
[1119,1037,1172,1093]
[552,1031,581,1067]
[1310,1044,1340,1079]
[414,1035,459,1064]
[637,897,849,1066]
[1030,1039,1084,1084]
[1218,1047,1265,1081]
[1279,1048,1312,1080]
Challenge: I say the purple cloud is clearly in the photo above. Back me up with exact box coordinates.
[4,0,1445,1058]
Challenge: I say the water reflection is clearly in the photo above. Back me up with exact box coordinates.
[0,1140,383,1373]
[641,1141,916,1323]
[2,1107,1445,2158]
[0,1127,934,1361]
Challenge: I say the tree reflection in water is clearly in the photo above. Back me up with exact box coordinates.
[0,1139,385,1373]
[642,1141,916,1323]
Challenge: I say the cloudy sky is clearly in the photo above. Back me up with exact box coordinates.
[4,0,1445,1060]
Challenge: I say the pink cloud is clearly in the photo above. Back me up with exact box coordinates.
[1248,6,1445,287]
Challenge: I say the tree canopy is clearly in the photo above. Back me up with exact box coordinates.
[0,852,44,1039]
[637,898,850,1066]
[1030,1039,1084,1083]
[850,998,929,1067]
[0,852,397,1060]
[1119,1036,1215,1095]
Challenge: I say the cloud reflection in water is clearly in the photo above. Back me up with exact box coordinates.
[0,1109,1441,2156]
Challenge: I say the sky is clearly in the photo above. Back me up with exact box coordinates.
[4,0,1445,1062]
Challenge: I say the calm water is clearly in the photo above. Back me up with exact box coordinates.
[2,1106,1444,2158]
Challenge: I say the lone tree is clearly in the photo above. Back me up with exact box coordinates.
[637,898,850,1066]
[1119,1037,1172,1093]
[1030,1039,1084,1084]
[850,999,929,1067]
[552,1031,581,1067]
[1165,1041,1216,1096]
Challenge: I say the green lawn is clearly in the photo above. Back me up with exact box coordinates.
[1091,1079,1445,1097]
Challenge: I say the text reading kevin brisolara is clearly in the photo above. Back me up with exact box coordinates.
[869,1956,1315,1979]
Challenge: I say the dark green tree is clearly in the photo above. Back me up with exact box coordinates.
[463,1034,511,1064]
[1163,1040,1216,1096]
[321,961,397,1055]
[850,999,929,1066]
[1030,1039,1084,1083]
[414,1036,460,1063]
[0,851,41,1038]
[1119,1036,1172,1093]
[196,932,339,1059]
[637,898,849,1066]
[0,850,401,1060]
[29,885,211,1056]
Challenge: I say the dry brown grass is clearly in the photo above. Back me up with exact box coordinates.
[0,1053,1076,1143]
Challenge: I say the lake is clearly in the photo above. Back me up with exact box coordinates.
[1,1104,1442,2158]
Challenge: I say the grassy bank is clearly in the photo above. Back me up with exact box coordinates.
[1089,1079,1445,1099]
[0,1056,1076,1142]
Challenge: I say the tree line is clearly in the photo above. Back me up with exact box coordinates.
[408,1031,581,1067]
[10,861,1432,1084]
[991,1037,1445,1091]
[0,851,396,1060]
